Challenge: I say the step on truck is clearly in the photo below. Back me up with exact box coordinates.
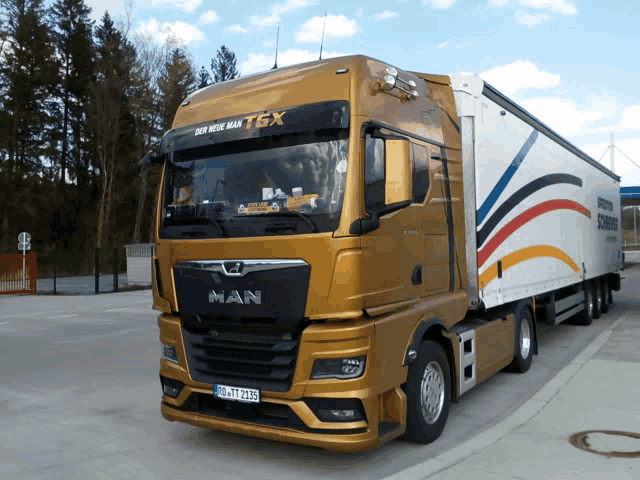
[143,55,623,451]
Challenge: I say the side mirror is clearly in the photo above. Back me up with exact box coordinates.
[385,138,412,204]
[137,150,163,174]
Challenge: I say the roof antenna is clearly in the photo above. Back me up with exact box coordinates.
[319,13,327,60]
[272,27,279,69]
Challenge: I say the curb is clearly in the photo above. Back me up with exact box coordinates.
[383,310,633,480]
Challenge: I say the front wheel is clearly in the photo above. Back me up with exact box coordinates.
[404,341,451,444]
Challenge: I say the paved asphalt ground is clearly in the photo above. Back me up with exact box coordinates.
[0,260,638,479]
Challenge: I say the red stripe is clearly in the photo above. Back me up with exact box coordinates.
[477,200,591,268]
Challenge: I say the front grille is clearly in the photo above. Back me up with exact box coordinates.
[169,393,368,435]
[182,327,301,392]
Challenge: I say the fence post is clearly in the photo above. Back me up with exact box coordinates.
[113,247,118,292]
[95,248,100,294]
[53,244,57,295]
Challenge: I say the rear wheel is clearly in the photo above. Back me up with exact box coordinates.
[601,279,610,314]
[507,307,534,373]
[404,341,451,444]
[573,284,593,326]
[593,281,602,319]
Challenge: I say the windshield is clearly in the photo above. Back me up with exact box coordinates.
[160,129,349,239]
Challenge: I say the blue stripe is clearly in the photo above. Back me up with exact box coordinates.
[477,129,539,226]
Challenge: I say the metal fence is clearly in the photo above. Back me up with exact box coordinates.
[0,253,38,295]
[125,244,155,286]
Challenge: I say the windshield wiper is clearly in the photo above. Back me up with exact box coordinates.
[166,215,226,237]
[234,211,318,233]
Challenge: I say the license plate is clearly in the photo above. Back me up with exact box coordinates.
[214,384,260,403]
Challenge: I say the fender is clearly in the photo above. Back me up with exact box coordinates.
[403,317,447,365]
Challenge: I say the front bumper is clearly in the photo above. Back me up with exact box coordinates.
[161,392,381,452]
[158,313,406,451]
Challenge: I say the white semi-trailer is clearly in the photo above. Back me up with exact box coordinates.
[453,73,622,321]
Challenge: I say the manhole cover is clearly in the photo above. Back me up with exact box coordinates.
[569,430,640,458]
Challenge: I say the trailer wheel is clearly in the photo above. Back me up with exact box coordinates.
[601,279,610,314]
[507,307,534,373]
[593,281,602,319]
[574,284,594,326]
[404,341,451,444]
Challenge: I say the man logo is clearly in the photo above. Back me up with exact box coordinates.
[209,290,262,304]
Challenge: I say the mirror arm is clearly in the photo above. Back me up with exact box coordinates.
[349,200,412,235]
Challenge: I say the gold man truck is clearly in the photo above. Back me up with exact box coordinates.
[143,55,623,451]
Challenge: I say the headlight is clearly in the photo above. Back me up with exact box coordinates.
[310,356,366,380]
[161,343,179,364]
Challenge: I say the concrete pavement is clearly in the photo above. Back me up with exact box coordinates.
[386,269,640,480]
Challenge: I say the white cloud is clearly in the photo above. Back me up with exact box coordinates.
[251,0,317,28]
[622,105,640,130]
[423,0,457,8]
[518,0,576,15]
[135,18,205,46]
[514,9,550,26]
[489,0,577,15]
[295,15,357,43]
[226,24,247,34]
[374,10,398,20]
[437,41,448,49]
[240,48,350,75]
[199,11,219,25]
[519,95,618,137]
[480,60,560,96]
[86,0,127,20]
[142,0,202,13]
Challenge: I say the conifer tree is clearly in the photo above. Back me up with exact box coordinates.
[210,45,239,84]
[158,47,196,132]
[197,65,211,89]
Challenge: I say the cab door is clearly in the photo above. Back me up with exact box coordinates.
[360,130,428,308]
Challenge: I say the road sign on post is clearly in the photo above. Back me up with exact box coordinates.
[18,232,31,290]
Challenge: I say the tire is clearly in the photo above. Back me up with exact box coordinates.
[593,281,602,319]
[507,307,534,373]
[601,279,610,314]
[404,341,451,444]
[573,283,594,326]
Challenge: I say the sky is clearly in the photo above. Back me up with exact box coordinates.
[62,0,640,186]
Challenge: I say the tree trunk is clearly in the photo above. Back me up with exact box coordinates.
[132,169,147,244]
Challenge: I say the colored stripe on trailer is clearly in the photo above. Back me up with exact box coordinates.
[477,173,583,247]
[478,245,580,288]
[477,200,591,268]
[476,129,539,226]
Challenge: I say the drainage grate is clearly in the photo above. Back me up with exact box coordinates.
[569,430,640,458]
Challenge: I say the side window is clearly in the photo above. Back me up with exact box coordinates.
[412,143,430,203]
[365,133,385,211]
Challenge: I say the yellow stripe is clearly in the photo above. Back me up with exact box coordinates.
[479,245,580,288]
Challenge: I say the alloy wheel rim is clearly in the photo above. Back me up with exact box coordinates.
[420,361,445,424]
[520,320,531,359]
